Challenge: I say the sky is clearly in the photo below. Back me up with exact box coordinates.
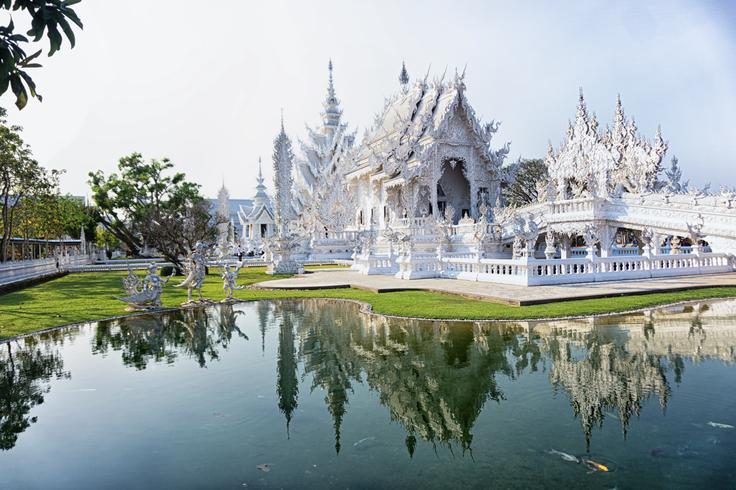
[3,0,735,199]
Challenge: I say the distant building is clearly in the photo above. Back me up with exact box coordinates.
[207,196,253,240]
[237,158,276,253]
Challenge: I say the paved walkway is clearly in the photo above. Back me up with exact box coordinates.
[255,269,736,306]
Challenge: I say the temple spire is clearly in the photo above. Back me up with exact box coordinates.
[327,58,335,99]
[321,58,342,133]
[399,61,409,90]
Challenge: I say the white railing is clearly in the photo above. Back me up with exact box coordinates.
[548,198,596,215]
[396,217,431,228]
[352,254,397,275]
[437,252,733,286]
[0,254,92,286]
[395,252,440,279]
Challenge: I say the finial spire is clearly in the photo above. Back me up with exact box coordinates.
[326,58,337,102]
[321,58,341,131]
[399,61,409,87]
[280,108,285,132]
[257,157,264,184]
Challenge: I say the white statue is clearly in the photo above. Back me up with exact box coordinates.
[176,241,208,304]
[221,263,244,301]
[117,263,173,310]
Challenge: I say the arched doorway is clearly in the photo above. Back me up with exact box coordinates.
[438,157,471,224]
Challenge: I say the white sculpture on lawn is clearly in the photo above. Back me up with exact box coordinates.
[176,241,209,304]
[215,183,232,259]
[221,263,244,301]
[117,264,173,310]
[266,116,304,275]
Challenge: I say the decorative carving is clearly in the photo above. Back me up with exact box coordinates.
[221,263,244,301]
[117,264,173,310]
[176,241,209,305]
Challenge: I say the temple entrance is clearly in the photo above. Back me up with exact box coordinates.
[438,158,471,224]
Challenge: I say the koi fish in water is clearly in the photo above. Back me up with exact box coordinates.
[584,459,610,472]
[707,421,734,429]
[548,449,579,463]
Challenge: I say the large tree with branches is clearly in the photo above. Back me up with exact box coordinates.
[501,158,549,207]
[88,153,217,270]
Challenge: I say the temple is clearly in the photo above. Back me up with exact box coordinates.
[225,61,736,285]
[237,158,276,255]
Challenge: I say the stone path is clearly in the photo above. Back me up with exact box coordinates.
[254,269,736,306]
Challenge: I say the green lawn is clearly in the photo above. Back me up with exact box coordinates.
[1,267,736,339]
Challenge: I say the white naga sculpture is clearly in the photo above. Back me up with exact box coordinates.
[117,264,173,310]
[221,263,244,301]
[176,241,209,304]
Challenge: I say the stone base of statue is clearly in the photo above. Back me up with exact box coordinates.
[180,298,216,308]
[267,254,304,275]
[122,303,164,312]
[266,234,304,275]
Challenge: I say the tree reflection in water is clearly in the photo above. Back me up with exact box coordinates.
[0,334,69,450]
[3,298,736,455]
[91,304,248,369]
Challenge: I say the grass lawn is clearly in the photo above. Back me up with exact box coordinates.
[2,267,736,339]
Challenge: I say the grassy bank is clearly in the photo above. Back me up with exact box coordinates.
[2,267,736,339]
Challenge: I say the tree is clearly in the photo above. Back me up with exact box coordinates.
[501,158,549,207]
[0,106,59,261]
[88,152,217,270]
[94,225,118,259]
[143,195,216,272]
[0,0,83,109]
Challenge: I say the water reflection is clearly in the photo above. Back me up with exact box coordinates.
[91,304,248,369]
[0,334,69,450]
[2,298,736,456]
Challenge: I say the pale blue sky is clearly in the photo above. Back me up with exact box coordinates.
[3,0,735,198]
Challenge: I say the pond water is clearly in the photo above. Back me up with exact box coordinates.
[1,299,735,489]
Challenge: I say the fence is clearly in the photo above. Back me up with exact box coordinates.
[0,255,92,287]
[438,252,733,286]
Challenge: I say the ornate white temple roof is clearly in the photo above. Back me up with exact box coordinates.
[238,158,275,227]
[348,69,509,181]
[546,89,668,197]
[293,60,355,212]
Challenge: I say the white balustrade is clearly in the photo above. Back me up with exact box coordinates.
[434,251,733,286]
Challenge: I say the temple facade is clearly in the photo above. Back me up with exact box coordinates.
[237,159,275,255]
[244,61,736,285]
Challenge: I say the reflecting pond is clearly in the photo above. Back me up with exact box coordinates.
[1,299,735,489]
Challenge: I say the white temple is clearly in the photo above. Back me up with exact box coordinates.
[237,159,275,255]
[242,61,736,285]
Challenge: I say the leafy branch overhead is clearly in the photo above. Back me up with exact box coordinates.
[0,0,83,109]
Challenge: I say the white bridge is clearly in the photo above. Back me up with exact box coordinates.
[350,191,736,286]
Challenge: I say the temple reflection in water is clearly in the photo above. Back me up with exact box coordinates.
[265,298,736,453]
[2,299,735,453]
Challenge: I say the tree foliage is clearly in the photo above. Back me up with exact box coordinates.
[11,193,89,257]
[501,158,549,207]
[0,0,83,109]
[0,106,61,261]
[94,224,118,259]
[88,153,217,269]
